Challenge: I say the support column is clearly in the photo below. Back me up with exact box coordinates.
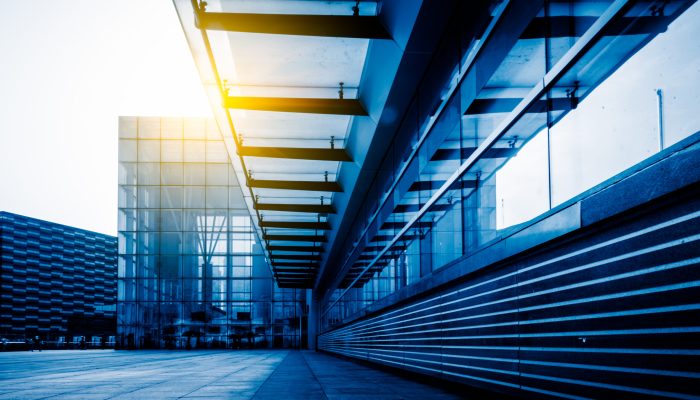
[306,289,317,351]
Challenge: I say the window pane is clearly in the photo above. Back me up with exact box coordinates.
[161,140,183,162]
[184,140,206,162]
[138,117,160,139]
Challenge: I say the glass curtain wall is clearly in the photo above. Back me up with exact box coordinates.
[118,117,306,349]
[321,0,700,329]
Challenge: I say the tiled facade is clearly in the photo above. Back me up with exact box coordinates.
[0,211,117,343]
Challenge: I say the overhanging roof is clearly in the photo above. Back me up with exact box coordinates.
[173,0,438,287]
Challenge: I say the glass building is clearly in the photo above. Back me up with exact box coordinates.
[117,117,307,349]
[169,0,700,397]
[0,211,117,348]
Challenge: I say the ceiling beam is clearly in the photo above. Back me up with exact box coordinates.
[277,283,314,288]
[431,147,518,161]
[278,285,313,288]
[276,276,315,281]
[271,260,319,267]
[255,203,336,214]
[465,97,573,115]
[274,266,319,271]
[393,203,451,214]
[380,220,432,231]
[521,16,671,39]
[362,244,407,252]
[260,220,331,230]
[195,12,391,39]
[370,234,418,243]
[264,234,327,242]
[271,254,323,261]
[408,179,478,192]
[472,16,673,40]
[239,146,352,162]
[224,95,367,116]
[275,271,315,276]
[268,245,325,253]
[248,178,342,192]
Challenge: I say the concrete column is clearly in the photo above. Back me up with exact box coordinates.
[306,289,317,351]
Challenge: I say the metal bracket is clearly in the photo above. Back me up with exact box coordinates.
[650,1,668,17]
[508,135,519,149]
[566,81,580,110]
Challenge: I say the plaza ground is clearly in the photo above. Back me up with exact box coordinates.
[0,350,464,399]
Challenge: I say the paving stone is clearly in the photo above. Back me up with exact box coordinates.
[0,350,464,399]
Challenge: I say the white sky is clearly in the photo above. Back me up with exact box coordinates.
[1,1,698,237]
[0,0,211,235]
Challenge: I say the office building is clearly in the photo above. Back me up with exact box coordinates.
[117,116,307,349]
[171,0,700,397]
[0,211,117,346]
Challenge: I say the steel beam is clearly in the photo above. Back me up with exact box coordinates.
[264,234,327,242]
[408,179,478,192]
[539,16,670,38]
[268,245,325,253]
[255,203,336,214]
[260,221,331,230]
[239,146,352,162]
[271,254,322,261]
[195,12,391,39]
[274,266,319,271]
[224,96,367,116]
[276,277,315,281]
[431,147,518,161]
[393,203,451,214]
[275,272,317,276]
[370,234,418,243]
[380,221,432,231]
[359,245,387,252]
[480,16,672,39]
[271,260,319,267]
[248,178,342,192]
[465,97,573,115]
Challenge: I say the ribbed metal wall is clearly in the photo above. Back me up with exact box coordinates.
[319,192,700,399]
[0,211,117,339]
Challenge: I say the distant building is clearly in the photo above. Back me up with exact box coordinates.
[0,211,117,347]
[117,116,307,349]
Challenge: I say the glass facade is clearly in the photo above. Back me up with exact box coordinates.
[0,211,117,348]
[319,0,700,329]
[117,117,307,349]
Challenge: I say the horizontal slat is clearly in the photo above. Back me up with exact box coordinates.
[255,203,336,214]
[268,245,325,253]
[320,200,700,399]
[196,12,391,39]
[224,96,367,116]
[239,146,352,162]
[264,234,327,242]
[260,220,331,230]
[248,179,342,192]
